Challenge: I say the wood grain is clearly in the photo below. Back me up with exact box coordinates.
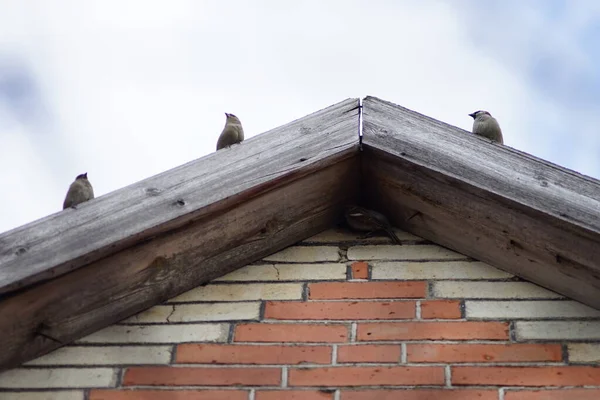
[0,98,360,294]
[361,96,600,309]
[0,98,360,370]
[0,158,359,370]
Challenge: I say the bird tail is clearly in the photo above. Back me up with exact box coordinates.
[385,228,402,245]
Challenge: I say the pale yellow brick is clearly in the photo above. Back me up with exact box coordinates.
[26,346,171,365]
[348,245,466,261]
[466,300,600,319]
[216,263,346,281]
[372,261,512,280]
[263,246,340,262]
[432,281,562,299]
[0,368,116,388]
[78,324,228,343]
[123,302,260,323]
[304,228,421,243]
[1,392,84,400]
[170,283,303,302]
[516,321,600,340]
[568,344,600,363]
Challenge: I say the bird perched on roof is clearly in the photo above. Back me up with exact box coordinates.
[468,110,504,144]
[63,173,94,209]
[216,113,244,150]
[344,205,402,245]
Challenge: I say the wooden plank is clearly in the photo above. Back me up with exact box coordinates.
[0,157,359,370]
[0,98,360,370]
[361,96,600,309]
[0,98,360,295]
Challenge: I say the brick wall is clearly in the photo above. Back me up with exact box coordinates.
[2,228,600,399]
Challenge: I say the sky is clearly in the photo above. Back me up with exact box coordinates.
[0,0,599,234]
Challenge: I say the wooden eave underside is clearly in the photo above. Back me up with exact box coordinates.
[0,98,361,370]
[1,95,599,371]
[361,96,600,310]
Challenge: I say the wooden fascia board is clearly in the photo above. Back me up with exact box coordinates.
[361,96,600,309]
[0,98,360,370]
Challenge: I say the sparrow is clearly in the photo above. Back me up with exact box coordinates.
[216,113,244,150]
[63,172,94,209]
[469,110,504,144]
[344,205,402,245]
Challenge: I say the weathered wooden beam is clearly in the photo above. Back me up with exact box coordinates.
[361,96,600,310]
[0,98,360,370]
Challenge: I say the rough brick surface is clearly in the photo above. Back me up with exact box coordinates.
[350,262,369,279]
[26,346,172,366]
[503,389,600,400]
[337,344,401,363]
[348,245,466,261]
[3,392,84,400]
[288,366,445,386]
[122,302,260,323]
[0,368,116,388]
[3,227,599,398]
[567,343,600,363]
[465,300,600,319]
[235,323,349,343]
[372,261,512,280]
[341,390,498,400]
[264,300,415,320]
[308,281,426,299]
[78,324,228,343]
[263,246,340,262]
[170,283,303,302]
[406,344,562,363]
[420,300,462,319]
[216,263,346,281]
[256,391,334,400]
[357,321,510,340]
[515,321,600,340]
[452,366,600,386]
[89,390,248,400]
[175,344,332,364]
[123,366,281,386]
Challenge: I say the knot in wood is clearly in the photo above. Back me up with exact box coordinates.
[175,199,186,207]
[145,187,162,196]
[15,247,27,256]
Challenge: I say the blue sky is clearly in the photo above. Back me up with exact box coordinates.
[0,0,599,233]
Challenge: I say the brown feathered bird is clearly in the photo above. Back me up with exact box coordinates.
[63,173,94,209]
[216,113,244,150]
[469,110,504,144]
[344,205,402,245]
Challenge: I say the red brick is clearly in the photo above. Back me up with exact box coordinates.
[265,301,415,320]
[350,262,369,279]
[453,366,600,386]
[407,343,562,363]
[235,323,348,343]
[123,366,280,386]
[309,282,426,299]
[357,322,509,341]
[337,344,401,363]
[176,344,331,364]
[288,366,444,386]
[341,389,498,400]
[256,391,334,400]
[504,389,600,400]
[420,300,462,319]
[90,390,247,400]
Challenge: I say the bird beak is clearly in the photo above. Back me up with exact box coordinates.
[468,112,476,119]
[83,173,87,179]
